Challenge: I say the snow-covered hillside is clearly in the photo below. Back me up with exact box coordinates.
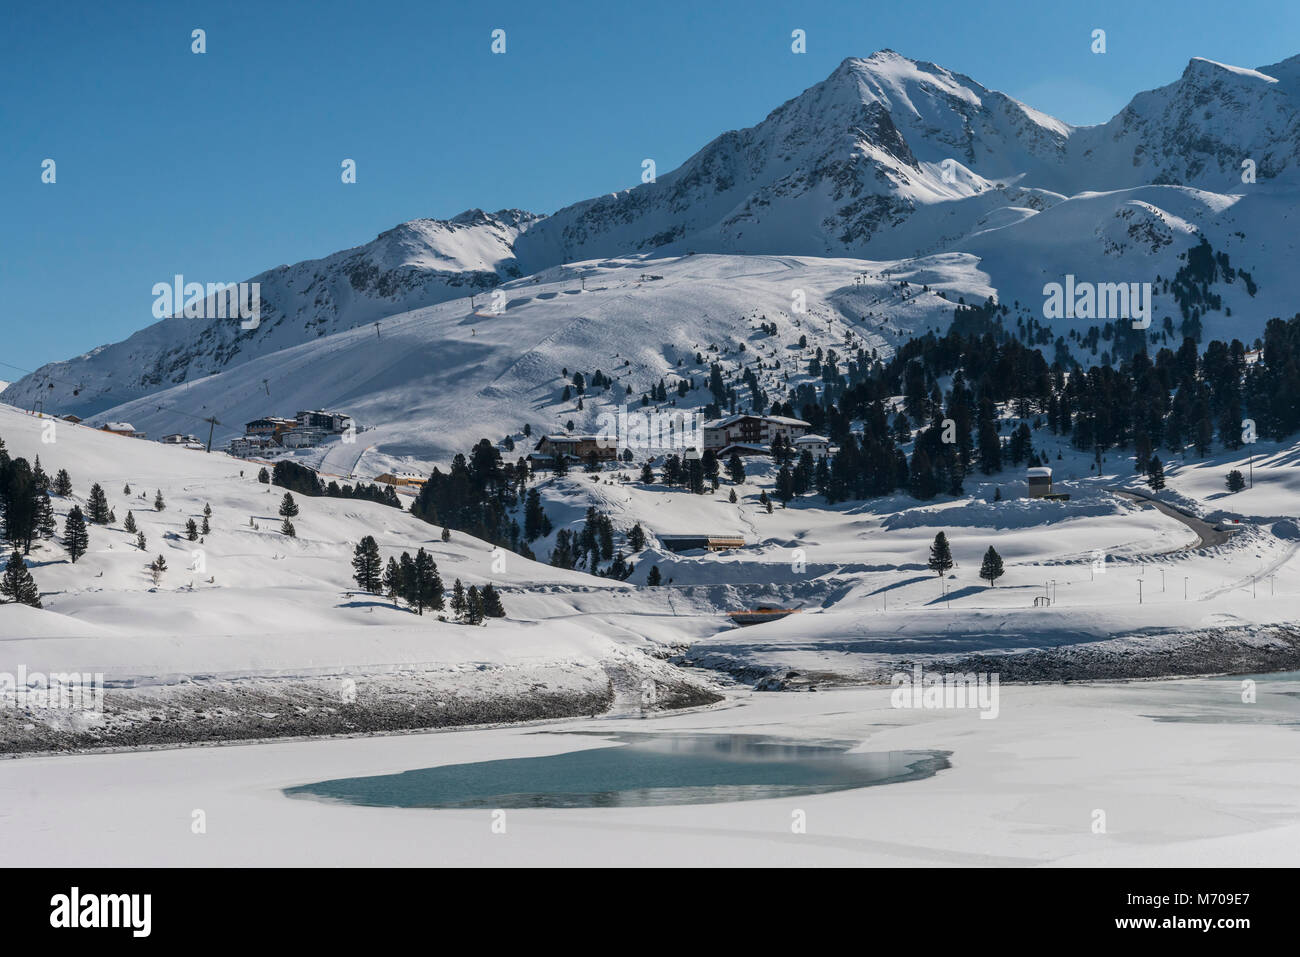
[1,209,540,419]
[59,253,987,471]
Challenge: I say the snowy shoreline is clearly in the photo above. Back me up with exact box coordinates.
[0,656,724,757]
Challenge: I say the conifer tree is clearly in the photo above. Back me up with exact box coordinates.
[153,489,165,511]
[185,519,199,541]
[646,565,662,586]
[1226,469,1246,493]
[0,550,41,608]
[451,579,467,620]
[87,483,110,524]
[726,453,745,485]
[413,547,443,613]
[279,493,298,517]
[53,469,73,496]
[383,556,402,607]
[466,585,485,624]
[628,523,646,551]
[136,530,147,551]
[36,493,57,540]
[1146,455,1166,491]
[281,517,296,537]
[980,546,1005,587]
[480,583,506,617]
[63,506,89,563]
[351,535,382,593]
[928,531,953,577]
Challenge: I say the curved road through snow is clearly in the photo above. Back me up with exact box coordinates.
[1108,488,1232,552]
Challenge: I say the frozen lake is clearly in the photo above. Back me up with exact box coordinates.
[2,677,1298,866]
[285,732,949,808]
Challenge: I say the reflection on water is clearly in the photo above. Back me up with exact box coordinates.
[284,733,951,809]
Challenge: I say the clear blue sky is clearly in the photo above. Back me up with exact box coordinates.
[3,0,1296,373]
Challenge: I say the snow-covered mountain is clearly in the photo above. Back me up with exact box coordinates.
[7,49,1300,449]
[2,209,540,417]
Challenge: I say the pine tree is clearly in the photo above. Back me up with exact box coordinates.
[524,487,546,541]
[383,557,402,607]
[646,565,662,586]
[281,517,296,537]
[201,515,210,535]
[480,583,506,618]
[728,488,737,504]
[414,547,443,613]
[32,458,49,494]
[63,506,89,563]
[399,552,417,608]
[451,579,467,620]
[351,535,382,593]
[1226,469,1246,493]
[149,554,167,585]
[928,532,953,577]
[108,508,116,525]
[628,523,646,551]
[0,550,41,608]
[726,453,745,485]
[466,585,485,624]
[441,526,451,542]
[87,483,110,524]
[775,465,795,504]
[185,518,199,541]
[36,493,57,539]
[278,493,298,517]
[153,489,165,511]
[759,490,772,513]
[257,467,270,484]
[979,546,1005,587]
[640,462,654,484]
[53,469,73,496]
[123,484,131,495]
[136,530,147,551]
[203,503,212,519]
[1146,455,1166,491]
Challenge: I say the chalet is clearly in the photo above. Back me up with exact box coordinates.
[530,434,618,465]
[245,417,296,443]
[281,429,327,449]
[794,434,831,459]
[703,414,810,457]
[228,436,273,458]
[161,433,199,445]
[61,414,83,424]
[295,409,353,433]
[375,471,427,487]
[659,534,746,553]
[101,422,144,439]
[1026,467,1053,498]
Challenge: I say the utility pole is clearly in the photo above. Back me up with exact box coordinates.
[1184,576,1188,600]
[203,416,220,453]
[1138,578,1143,605]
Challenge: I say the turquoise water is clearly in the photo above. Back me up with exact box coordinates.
[284,733,951,809]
